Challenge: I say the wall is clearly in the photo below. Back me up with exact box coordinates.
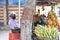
[0,5,24,25]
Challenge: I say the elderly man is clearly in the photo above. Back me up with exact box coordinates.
[8,12,20,33]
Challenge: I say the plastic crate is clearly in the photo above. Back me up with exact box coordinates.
[9,32,20,40]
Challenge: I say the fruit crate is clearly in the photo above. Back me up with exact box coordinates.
[33,36,59,40]
[38,38,58,40]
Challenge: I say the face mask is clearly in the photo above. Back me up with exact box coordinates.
[13,15,16,19]
[13,17,15,19]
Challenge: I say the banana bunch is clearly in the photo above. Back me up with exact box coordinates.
[35,25,59,39]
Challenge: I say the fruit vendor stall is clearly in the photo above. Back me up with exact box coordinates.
[32,1,60,40]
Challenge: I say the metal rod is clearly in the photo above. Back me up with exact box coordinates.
[18,0,20,26]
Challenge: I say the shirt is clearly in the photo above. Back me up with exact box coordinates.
[8,18,20,29]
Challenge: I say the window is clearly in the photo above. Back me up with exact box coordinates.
[0,0,25,6]
[20,0,25,6]
[0,0,6,6]
[8,0,18,5]
[9,0,25,6]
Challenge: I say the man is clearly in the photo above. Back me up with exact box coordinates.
[8,12,20,33]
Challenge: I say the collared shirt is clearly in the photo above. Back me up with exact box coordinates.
[8,18,20,29]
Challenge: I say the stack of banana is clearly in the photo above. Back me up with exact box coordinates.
[35,25,59,39]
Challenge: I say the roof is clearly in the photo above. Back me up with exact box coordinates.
[36,0,60,3]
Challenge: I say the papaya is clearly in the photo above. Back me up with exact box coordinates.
[48,12,52,16]
[51,17,56,21]
[52,21,56,26]
[50,25,54,28]
[47,19,52,25]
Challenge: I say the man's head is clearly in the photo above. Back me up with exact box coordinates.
[9,12,16,19]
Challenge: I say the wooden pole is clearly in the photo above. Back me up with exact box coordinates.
[6,0,8,25]
[21,0,36,40]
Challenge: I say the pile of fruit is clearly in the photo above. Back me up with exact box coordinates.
[33,9,47,26]
[34,4,60,28]
[47,10,58,28]
[47,5,59,28]
[33,3,60,40]
[35,25,59,39]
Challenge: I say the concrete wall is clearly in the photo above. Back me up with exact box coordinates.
[0,5,24,25]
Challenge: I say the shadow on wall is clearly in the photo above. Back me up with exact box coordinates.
[0,22,4,27]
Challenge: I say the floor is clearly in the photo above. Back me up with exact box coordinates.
[0,30,10,40]
[0,30,60,40]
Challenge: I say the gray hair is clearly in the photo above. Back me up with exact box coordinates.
[9,12,16,19]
